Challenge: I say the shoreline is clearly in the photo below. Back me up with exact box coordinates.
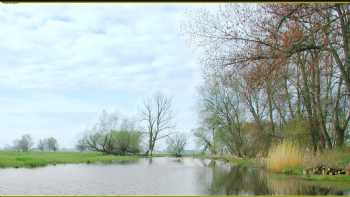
[197,154,350,183]
[2,151,350,184]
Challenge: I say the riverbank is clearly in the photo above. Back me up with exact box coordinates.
[0,151,140,168]
[194,152,350,183]
[2,150,350,185]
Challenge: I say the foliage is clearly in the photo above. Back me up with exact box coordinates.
[281,117,310,148]
[78,111,143,155]
[110,130,142,155]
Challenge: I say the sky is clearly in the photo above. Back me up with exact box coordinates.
[0,3,222,150]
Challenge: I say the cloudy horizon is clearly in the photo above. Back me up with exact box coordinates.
[0,3,220,150]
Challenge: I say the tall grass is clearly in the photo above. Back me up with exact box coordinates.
[266,140,304,173]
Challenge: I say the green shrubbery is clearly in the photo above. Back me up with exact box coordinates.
[78,111,143,155]
[81,129,142,155]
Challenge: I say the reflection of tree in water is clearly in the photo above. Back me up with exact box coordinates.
[172,158,184,164]
[147,158,153,165]
[114,159,140,165]
[208,164,270,195]
[199,161,347,195]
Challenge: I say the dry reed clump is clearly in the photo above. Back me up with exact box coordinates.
[266,140,304,173]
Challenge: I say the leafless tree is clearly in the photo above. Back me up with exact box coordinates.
[167,132,187,157]
[141,93,174,156]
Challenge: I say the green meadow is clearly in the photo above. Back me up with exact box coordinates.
[0,151,139,168]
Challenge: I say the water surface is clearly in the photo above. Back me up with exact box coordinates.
[0,157,348,195]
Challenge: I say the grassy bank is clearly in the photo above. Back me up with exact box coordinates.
[0,151,139,168]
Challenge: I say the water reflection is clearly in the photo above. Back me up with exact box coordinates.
[0,157,348,195]
[201,160,350,195]
[147,158,153,165]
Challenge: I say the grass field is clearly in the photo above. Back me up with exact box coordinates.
[0,151,139,168]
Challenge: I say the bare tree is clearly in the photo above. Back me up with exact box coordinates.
[141,93,174,156]
[167,132,187,157]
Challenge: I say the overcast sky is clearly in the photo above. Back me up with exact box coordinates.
[0,3,223,150]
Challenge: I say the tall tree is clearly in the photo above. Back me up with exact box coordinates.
[141,93,174,156]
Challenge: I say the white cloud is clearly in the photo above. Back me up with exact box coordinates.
[0,3,219,149]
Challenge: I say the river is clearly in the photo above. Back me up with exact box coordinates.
[0,157,348,195]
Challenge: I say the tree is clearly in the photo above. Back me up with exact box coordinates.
[37,137,59,152]
[141,93,174,156]
[167,133,187,157]
[14,134,33,152]
[193,127,216,154]
[185,3,350,153]
[38,139,45,151]
[47,137,58,152]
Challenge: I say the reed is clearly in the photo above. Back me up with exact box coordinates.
[266,140,304,173]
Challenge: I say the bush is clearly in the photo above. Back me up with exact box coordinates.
[81,130,142,155]
[266,140,304,173]
[77,112,143,155]
[281,117,310,149]
[111,130,142,155]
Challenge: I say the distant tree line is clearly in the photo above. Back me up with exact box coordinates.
[38,137,58,152]
[12,134,59,152]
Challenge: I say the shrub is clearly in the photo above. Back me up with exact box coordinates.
[281,117,310,149]
[81,130,142,155]
[111,130,142,155]
[77,112,143,155]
